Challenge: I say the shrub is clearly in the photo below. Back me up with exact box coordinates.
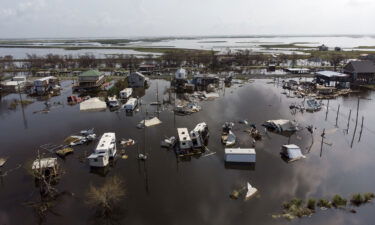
[332,195,347,207]
[290,198,303,207]
[351,193,364,206]
[317,199,332,208]
[307,198,316,210]
[363,193,375,203]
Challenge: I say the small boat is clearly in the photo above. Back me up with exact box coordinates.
[56,148,74,157]
[80,128,94,136]
[306,99,322,112]
[120,138,135,146]
[67,135,87,146]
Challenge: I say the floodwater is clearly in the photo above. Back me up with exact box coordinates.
[1,79,375,225]
[0,47,162,59]
[2,35,375,58]
[129,35,375,51]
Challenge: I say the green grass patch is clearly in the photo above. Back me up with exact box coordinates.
[332,195,347,207]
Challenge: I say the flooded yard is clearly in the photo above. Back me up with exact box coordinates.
[1,79,375,225]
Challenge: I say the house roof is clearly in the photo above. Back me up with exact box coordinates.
[316,71,348,78]
[80,70,102,77]
[344,61,375,74]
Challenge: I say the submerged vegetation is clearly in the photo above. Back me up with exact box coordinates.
[8,99,34,110]
[273,193,375,221]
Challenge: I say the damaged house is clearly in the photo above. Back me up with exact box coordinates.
[128,72,149,88]
[344,60,375,84]
[192,74,220,91]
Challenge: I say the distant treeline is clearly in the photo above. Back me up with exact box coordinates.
[0,49,372,77]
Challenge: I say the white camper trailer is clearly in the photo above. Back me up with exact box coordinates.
[189,122,209,149]
[123,98,138,112]
[119,88,133,99]
[88,132,117,167]
[225,148,256,163]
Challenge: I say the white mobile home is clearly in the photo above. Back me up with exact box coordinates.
[123,98,138,111]
[119,88,133,99]
[225,148,256,163]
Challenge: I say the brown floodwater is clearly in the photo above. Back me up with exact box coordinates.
[1,79,375,225]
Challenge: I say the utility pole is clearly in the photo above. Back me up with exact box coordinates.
[335,104,340,127]
[320,129,326,157]
[351,97,360,148]
[325,100,330,121]
[358,116,364,142]
[346,109,352,134]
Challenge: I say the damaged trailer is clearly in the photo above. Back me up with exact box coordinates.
[262,119,299,132]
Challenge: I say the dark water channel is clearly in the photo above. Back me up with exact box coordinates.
[1,79,375,225]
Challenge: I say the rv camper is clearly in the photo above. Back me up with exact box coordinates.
[123,98,138,112]
[88,133,117,167]
[119,88,133,100]
[189,122,209,149]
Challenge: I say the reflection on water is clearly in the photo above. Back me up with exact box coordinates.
[0,79,375,224]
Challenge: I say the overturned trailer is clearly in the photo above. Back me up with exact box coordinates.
[263,119,298,132]
[176,123,209,156]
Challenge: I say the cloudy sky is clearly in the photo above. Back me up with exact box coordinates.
[0,0,374,38]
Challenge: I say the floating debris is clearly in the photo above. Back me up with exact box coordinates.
[245,182,258,201]
[222,130,236,146]
[161,136,176,148]
[263,119,299,132]
[0,157,8,167]
[120,138,135,146]
[281,144,306,162]
[138,117,162,128]
[239,119,249,125]
[137,154,148,161]
[55,148,74,157]
[306,99,322,112]
[80,98,106,111]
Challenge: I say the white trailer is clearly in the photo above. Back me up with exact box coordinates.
[178,128,192,150]
[189,122,209,149]
[119,88,133,99]
[88,132,117,167]
[88,153,109,167]
[123,98,138,112]
[225,148,256,163]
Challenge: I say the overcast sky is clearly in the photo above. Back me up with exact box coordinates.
[0,0,374,38]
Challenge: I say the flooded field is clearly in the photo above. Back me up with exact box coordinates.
[1,79,375,225]
[2,35,375,58]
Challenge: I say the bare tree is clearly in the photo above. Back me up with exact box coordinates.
[86,176,125,216]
